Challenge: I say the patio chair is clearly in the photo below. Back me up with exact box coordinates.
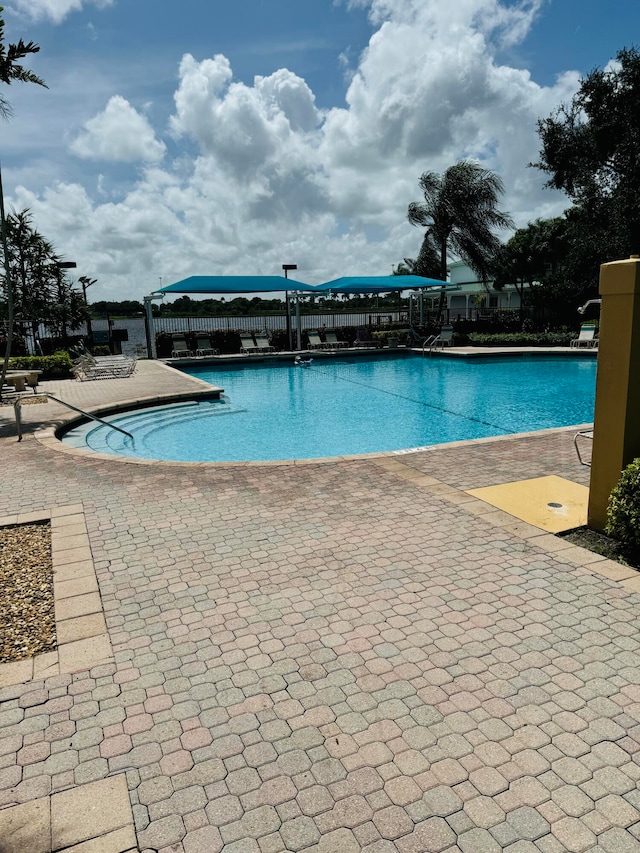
[240,334,260,354]
[195,335,219,356]
[171,337,193,357]
[307,331,327,350]
[352,328,381,348]
[427,325,454,350]
[570,322,598,349]
[75,356,137,381]
[254,333,276,353]
[324,331,347,348]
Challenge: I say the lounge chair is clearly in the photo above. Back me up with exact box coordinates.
[254,333,276,353]
[352,328,381,348]
[171,337,193,357]
[570,322,598,349]
[427,325,454,350]
[240,334,260,354]
[74,355,137,381]
[324,331,347,348]
[195,336,219,356]
[307,331,327,350]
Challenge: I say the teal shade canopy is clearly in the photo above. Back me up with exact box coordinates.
[157,275,317,294]
[316,275,448,294]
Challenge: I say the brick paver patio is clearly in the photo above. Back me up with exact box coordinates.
[0,362,639,852]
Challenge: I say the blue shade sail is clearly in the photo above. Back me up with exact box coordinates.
[315,275,449,294]
[156,275,318,294]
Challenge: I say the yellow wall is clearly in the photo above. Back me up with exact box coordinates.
[588,257,640,530]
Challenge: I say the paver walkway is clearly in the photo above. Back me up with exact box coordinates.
[1,364,639,852]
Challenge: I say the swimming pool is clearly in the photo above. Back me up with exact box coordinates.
[61,354,597,462]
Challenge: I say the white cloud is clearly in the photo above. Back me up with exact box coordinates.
[10,0,582,300]
[13,0,113,25]
[70,96,166,163]
[171,56,321,177]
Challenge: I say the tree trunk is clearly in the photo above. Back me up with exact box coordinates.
[0,168,14,397]
[436,238,448,323]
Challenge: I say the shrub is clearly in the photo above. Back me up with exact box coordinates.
[606,458,640,557]
[467,332,573,347]
[92,345,111,356]
[8,353,74,379]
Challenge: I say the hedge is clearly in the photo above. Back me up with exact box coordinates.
[467,332,573,347]
[8,353,74,380]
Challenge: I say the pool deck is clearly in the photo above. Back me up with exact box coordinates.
[1,355,640,853]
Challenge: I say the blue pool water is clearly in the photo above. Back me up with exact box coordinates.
[62,355,597,462]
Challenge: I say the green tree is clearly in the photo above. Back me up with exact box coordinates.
[0,7,47,391]
[393,239,441,279]
[91,299,144,317]
[491,217,569,323]
[407,160,513,317]
[1,210,88,344]
[536,47,640,284]
[0,6,47,118]
[4,210,56,338]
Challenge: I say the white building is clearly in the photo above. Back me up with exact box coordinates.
[444,261,526,320]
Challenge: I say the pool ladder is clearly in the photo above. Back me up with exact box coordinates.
[11,392,134,443]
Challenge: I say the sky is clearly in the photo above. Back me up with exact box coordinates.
[2,0,639,302]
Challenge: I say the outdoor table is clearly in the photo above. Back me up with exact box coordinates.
[5,370,42,391]
[4,372,31,392]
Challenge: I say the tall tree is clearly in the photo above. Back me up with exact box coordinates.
[393,238,441,279]
[491,217,568,323]
[0,6,47,392]
[1,209,87,345]
[407,160,513,318]
[536,47,640,282]
[0,10,46,117]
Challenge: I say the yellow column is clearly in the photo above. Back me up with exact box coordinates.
[588,255,640,530]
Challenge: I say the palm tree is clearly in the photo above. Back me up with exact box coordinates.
[0,7,47,394]
[0,6,47,118]
[407,161,513,318]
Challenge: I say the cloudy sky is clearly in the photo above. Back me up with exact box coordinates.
[2,0,637,301]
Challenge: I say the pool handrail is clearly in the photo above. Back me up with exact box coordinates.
[12,392,134,443]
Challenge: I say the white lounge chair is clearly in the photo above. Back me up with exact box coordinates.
[570,323,598,348]
[427,325,454,350]
[307,331,327,350]
[254,333,276,353]
[324,331,347,348]
[352,329,381,348]
[240,335,260,354]
[195,336,219,356]
[171,337,193,357]
[74,355,137,381]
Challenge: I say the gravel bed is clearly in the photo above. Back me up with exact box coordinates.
[0,522,56,663]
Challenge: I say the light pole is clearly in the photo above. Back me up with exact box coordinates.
[282,264,297,351]
[55,260,76,347]
[78,276,96,341]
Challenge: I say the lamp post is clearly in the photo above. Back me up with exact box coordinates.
[78,276,96,341]
[55,260,76,347]
[282,264,297,351]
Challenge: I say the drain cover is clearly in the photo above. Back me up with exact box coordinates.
[547,502,563,508]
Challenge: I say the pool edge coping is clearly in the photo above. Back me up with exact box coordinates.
[36,400,595,468]
[34,351,597,467]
